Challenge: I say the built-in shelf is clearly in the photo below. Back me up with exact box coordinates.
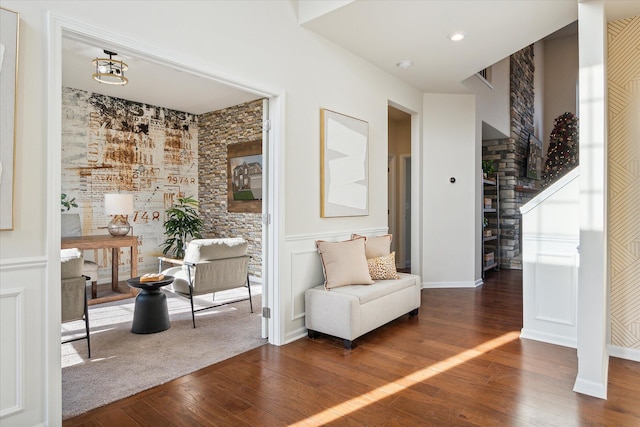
[515,185,539,193]
[482,174,500,278]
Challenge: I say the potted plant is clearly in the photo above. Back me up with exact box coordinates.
[61,193,78,212]
[482,160,497,178]
[161,196,204,259]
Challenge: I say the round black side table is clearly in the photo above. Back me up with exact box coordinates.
[126,276,174,334]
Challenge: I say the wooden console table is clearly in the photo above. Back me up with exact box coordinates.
[61,234,138,305]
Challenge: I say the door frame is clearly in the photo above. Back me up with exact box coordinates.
[399,154,411,269]
[47,13,282,422]
[388,155,397,257]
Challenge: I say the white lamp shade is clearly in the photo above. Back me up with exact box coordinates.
[104,194,134,215]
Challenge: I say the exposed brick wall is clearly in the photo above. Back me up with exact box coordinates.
[483,46,539,270]
[198,100,263,277]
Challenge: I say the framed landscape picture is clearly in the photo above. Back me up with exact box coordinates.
[526,133,543,180]
[227,139,262,213]
[320,109,369,217]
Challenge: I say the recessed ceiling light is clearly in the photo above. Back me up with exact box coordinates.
[448,31,466,42]
[396,60,412,69]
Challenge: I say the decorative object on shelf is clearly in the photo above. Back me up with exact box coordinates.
[0,7,19,231]
[542,112,579,188]
[320,109,369,217]
[104,193,134,237]
[92,50,128,85]
[161,196,203,259]
[482,160,496,178]
[227,139,262,213]
[61,193,78,212]
[484,251,495,266]
[484,198,492,209]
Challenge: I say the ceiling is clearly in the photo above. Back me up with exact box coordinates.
[62,1,640,114]
[62,37,263,115]
[300,0,579,93]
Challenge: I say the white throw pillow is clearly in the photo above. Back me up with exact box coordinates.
[316,237,373,290]
[351,233,392,259]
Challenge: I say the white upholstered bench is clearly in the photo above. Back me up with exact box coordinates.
[305,272,421,349]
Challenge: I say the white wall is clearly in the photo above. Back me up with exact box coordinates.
[533,41,545,140]
[462,57,511,140]
[0,1,423,424]
[422,93,480,288]
[543,31,579,154]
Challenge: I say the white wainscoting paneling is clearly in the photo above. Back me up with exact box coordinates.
[534,252,577,326]
[521,238,579,348]
[290,250,324,321]
[0,256,47,425]
[282,228,388,343]
[0,287,24,418]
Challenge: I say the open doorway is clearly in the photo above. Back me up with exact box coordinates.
[388,106,411,270]
[52,18,279,418]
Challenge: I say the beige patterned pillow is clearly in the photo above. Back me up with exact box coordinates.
[367,251,399,280]
[351,233,392,259]
[316,237,374,290]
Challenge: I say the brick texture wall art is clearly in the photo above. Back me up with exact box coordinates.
[62,87,198,277]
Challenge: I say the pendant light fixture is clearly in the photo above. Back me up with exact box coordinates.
[92,50,128,85]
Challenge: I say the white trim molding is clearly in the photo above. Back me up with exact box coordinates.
[422,279,482,289]
[608,345,640,362]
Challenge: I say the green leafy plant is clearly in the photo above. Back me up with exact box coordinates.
[482,160,497,175]
[61,193,78,212]
[161,196,204,259]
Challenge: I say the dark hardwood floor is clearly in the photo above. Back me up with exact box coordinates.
[64,270,640,426]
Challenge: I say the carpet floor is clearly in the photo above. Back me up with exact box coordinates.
[61,285,266,420]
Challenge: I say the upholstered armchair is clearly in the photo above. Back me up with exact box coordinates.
[61,248,91,358]
[159,238,253,328]
[62,213,99,298]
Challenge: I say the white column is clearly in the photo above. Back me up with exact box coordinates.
[574,0,609,399]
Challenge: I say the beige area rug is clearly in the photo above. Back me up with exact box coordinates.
[61,285,266,420]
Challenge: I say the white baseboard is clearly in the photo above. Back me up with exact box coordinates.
[573,377,607,399]
[422,280,481,288]
[285,327,308,345]
[608,345,640,362]
[520,328,577,349]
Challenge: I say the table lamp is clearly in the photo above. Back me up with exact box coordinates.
[104,193,134,236]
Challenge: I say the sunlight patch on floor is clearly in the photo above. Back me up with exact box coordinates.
[290,331,521,425]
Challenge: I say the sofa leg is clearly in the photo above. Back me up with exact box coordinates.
[343,339,353,350]
[307,329,318,339]
[409,308,419,317]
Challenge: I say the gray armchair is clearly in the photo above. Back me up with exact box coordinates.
[160,238,253,328]
[62,213,99,298]
[61,248,91,358]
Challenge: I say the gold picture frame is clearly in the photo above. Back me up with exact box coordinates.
[320,109,369,217]
[0,7,19,230]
